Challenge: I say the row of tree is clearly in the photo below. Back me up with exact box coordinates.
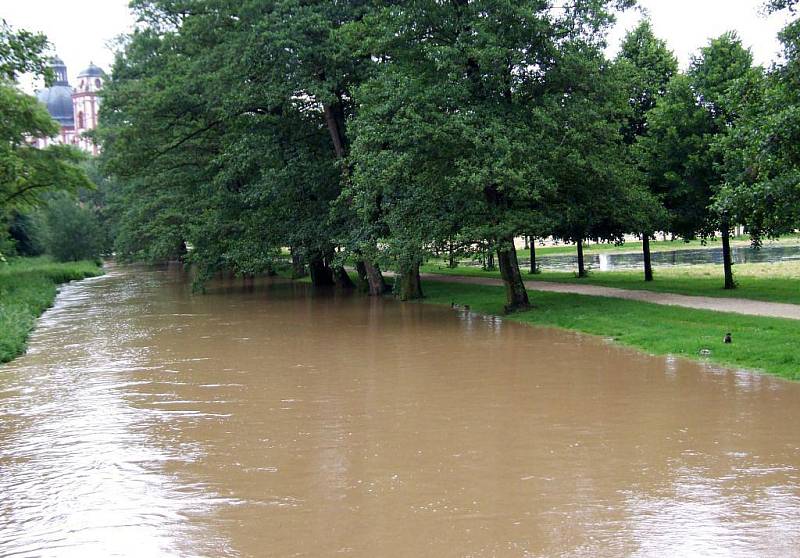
[4,2,799,311]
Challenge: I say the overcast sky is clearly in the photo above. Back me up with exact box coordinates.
[0,0,794,91]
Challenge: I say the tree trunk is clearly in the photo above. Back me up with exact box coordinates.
[290,248,307,279]
[497,237,530,313]
[486,251,495,270]
[576,238,587,278]
[333,266,355,289]
[355,261,370,293]
[323,102,347,159]
[642,234,653,282]
[529,237,537,274]
[397,261,424,301]
[309,255,335,287]
[362,259,389,296]
[448,240,457,269]
[721,220,736,290]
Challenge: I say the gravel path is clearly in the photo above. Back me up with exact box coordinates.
[422,273,800,321]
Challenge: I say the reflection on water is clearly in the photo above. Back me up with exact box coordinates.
[520,243,800,272]
[2,265,800,557]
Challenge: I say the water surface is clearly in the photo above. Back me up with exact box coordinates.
[2,265,800,557]
[521,243,800,272]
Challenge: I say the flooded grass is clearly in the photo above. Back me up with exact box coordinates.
[421,280,800,381]
[0,257,103,363]
[422,260,800,305]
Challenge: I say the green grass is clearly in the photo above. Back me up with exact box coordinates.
[0,257,103,363]
[422,260,800,305]
[419,280,800,381]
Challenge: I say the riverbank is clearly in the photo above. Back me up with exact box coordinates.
[421,260,800,305]
[0,257,103,363]
[419,280,800,381]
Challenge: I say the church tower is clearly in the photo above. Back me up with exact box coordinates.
[72,62,106,155]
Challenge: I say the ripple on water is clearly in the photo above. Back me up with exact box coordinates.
[2,266,800,557]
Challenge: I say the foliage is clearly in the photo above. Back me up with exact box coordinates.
[0,21,91,214]
[715,16,800,244]
[0,19,52,82]
[39,193,104,262]
[638,33,755,241]
[616,20,679,145]
[7,211,45,256]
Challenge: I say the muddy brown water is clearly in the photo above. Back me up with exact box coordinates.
[1,265,800,557]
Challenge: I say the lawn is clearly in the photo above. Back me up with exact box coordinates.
[421,260,800,305]
[0,257,103,363]
[419,280,800,381]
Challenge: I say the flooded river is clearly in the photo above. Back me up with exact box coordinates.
[2,265,800,557]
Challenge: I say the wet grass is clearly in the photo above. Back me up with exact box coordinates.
[0,257,103,363]
[420,280,800,381]
[421,260,800,305]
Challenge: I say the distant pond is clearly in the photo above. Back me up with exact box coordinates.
[519,243,800,272]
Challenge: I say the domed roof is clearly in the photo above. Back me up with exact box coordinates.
[77,62,106,79]
[36,85,74,127]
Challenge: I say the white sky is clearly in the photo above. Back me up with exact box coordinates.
[0,0,794,91]
[607,0,794,67]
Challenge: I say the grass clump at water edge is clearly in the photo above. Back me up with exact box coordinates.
[0,257,103,363]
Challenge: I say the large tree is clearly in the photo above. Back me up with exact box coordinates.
[543,45,659,279]
[343,0,634,311]
[1,21,89,212]
[615,20,678,281]
[638,33,755,289]
[101,1,393,289]
[715,4,800,245]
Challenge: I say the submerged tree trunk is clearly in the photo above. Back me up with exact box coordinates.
[309,255,335,287]
[397,261,423,301]
[360,260,389,296]
[529,237,537,274]
[333,266,355,289]
[576,238,588,278]
[497,238,530,313]
[642,234,653,282]
[355,261,370,293]
[290,248,307,279]
[721,220,736,290]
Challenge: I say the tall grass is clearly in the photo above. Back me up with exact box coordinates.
[0,257,103,363]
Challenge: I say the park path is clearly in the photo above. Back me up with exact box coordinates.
[421,273,800,321]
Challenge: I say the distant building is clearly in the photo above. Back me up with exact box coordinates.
[33,56,105,155]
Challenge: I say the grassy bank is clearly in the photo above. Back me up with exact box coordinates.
[420,280,800,381]
[0,257,103,363]
[422,260,800,305]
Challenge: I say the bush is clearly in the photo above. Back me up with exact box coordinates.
[8,211,45,256]
[41,194,104,262]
